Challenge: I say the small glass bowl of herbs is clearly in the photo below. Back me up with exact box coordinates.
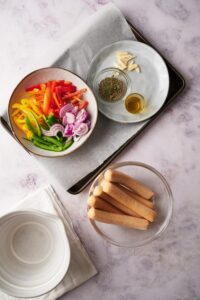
[93,68,131,104]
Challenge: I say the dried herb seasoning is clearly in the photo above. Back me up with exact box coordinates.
[99,76,124,102]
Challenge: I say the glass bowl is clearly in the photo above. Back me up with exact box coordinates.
[88,161,173,248]
[92,67,131,104]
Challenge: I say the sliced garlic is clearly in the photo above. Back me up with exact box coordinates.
[118,64,127,71]
[127,58,135,64]
[116,51,129,56]
[113,62,126,71]
[117,59,127,69]
[135,66,141,73]
[127,63,138,71]
[120,55,134,64]
[114,71,120,76]
[114,50,141,73]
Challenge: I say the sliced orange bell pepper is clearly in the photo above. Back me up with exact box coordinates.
[42,82,51,115]
[62,88,87,100]
[78,100,88,110]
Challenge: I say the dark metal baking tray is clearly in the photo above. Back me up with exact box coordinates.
[66,20,186,194]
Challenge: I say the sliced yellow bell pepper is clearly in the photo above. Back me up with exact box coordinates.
[29,102,42,116]
[21,99,30,105]
[26,131,33,139]
[11,109,20,117]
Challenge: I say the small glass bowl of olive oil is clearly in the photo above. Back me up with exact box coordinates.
[124,93,145,114]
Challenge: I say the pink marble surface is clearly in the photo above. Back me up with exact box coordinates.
[0,1,200,299]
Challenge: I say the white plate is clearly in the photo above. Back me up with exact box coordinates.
[8,67,98,157]
[87,40,169,123]
[0,210,70,298]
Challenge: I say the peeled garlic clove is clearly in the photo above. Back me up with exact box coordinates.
[135,66,141,73]
[116,51,129,56]
[127,63,138,71]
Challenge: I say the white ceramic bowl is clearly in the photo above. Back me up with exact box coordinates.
[8,67,98,157]
[0,210,70,298]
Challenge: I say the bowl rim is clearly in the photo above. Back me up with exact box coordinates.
[0,209,71,298]
[88,161,173,248]
[8,67,98,158]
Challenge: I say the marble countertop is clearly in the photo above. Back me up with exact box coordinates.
[0,0,200,299]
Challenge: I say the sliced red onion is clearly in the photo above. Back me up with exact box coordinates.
[62,116,67,126]
[63,124,74,137]
[51,124,65,135]
[85,119,91,129]
[41,124,64,136]
[74,123,89,136]
[76,109,89,123]
[71,106,79,115]
[41,128,54,136]
[59,104,74,118]
[62,112,75,126]
[59,104,79,119]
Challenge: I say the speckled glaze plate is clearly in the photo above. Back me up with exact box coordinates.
[8,67,98,158]
[87,40,169,123]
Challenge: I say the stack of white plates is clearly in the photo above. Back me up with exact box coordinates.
[0,210,70,298]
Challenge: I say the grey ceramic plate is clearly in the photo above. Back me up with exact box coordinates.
[87,40,169,123]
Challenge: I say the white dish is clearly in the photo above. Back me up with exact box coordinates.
[0,210,70,298]
[87,40,169,123]
[8,67,98,157]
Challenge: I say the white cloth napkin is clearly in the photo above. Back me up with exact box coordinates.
[0,185,97,300]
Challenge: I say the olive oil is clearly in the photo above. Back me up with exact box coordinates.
[125,93,144,114]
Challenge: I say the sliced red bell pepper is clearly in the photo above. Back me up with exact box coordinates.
[53,108,60,118]
[61,84,76,94]
[26,84,42,92]
[50,100,57,109]
[52,92,60,108]
[55,80,72,87]
[55,80,65,86]
[49,81,57,109]
[63,81,72,86]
